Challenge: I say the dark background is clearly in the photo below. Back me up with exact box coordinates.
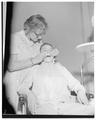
[2,2,15,114]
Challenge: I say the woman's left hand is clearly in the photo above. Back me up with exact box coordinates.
[50,48,59,57]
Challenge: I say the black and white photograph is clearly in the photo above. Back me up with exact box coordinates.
[2,1,94,118]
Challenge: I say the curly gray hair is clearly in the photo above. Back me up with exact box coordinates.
[24,14,48,34]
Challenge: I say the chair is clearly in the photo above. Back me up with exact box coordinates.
[17,93,31,115]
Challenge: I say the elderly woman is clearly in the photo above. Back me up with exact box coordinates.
[18,43,94,115]
[4,14,49,113]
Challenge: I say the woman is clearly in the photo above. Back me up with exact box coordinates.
[4,14,49,113]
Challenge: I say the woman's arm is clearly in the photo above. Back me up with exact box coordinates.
[8,52,47,72]
[8,54,33,72]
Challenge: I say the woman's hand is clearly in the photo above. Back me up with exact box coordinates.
[31,48,59,65]
[32,51,49,65]
[50,48,59,57]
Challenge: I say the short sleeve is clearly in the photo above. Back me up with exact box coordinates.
[10,34,22,55]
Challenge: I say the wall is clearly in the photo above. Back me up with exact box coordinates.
[11,2,94,72]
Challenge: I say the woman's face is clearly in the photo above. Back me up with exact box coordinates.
[26,23,46,42]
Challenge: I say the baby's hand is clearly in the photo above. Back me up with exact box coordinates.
[77,90,89,105]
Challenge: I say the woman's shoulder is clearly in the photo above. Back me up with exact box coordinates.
[11,30,24,39]
[11,30,25,44]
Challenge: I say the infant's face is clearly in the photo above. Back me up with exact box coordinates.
[44,56,54,63]
[41,45,55,63]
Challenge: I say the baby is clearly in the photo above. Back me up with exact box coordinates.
[18,43,94,115]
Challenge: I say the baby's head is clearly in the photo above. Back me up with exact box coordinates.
[40,43,59,63]
[40,43,53,53]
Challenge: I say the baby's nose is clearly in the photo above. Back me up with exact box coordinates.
[37,35,42,40]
